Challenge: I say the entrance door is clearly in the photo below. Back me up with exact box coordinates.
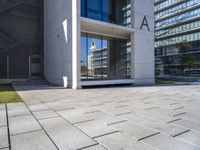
[30,56,41,77]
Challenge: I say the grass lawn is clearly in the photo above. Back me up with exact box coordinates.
[0,85,22,103]
[156,80,177,84]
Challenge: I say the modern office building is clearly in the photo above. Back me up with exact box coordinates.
[44,0,155,89]
[155,0,200,76]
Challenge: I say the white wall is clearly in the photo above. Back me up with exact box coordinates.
[44,0,73,87]
[132,0,155,85]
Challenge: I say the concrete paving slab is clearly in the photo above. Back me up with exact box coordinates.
[119,113,189,137]
[0,109,7,127]
[142,133,200,150]
[28,104,50,112]
[175,130,200,147]
[7,103,30,117]
[33,110,59,120]
[0,104,5,110]
[0,148,9,150]
[9,115,41,135]
[11,84,200,150]
[95,132,154,150]
[172,119,200,132]
[57,107,99,124]
[75,119,119,138]
[0,127,8,149]
[39,117,96,150]
[11,130,57,150]
[110,121,159,141]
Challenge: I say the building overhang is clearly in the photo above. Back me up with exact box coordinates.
[81,17,134,39]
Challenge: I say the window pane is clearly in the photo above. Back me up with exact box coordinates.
[87,0,101,21]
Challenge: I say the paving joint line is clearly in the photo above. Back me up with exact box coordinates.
[115,105,128,108]
[145,107,159,110]
[83,110,101,114]
[115,111,132,116]
[107,120,127,126]
[8,113,31,118]
[167,118,181,123]
[5,104,11,150]
[170,102,180,106]
[92,131,119,139]
[11,129,43,136]
[173,112,186,117]
[172,129,191,138]
[0,146,9,150]
[77,143,99,150]
[37,116,60,121]
[73,119,95,125]
[138,132,160,141]
[31,109,51,113]
[90,104,104,107]
[173,106,184,110]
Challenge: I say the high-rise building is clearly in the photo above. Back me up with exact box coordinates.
[44,0,155,89]
[155,0,200,76]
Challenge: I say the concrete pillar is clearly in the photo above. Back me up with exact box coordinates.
[72,0,81,89]
[132,0,155,85]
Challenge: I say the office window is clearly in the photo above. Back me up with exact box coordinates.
[81,0,131,27]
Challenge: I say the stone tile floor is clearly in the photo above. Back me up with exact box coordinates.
[0,84,200,150]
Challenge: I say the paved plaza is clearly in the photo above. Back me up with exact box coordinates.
[0,84,200,150]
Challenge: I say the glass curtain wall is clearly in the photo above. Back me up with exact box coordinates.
[81,0,131,27]
[81,33,131,80]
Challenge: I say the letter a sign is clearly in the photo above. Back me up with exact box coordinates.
[140,16,150,31]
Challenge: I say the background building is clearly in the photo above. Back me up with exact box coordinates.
[155,0,200,76]
[44,0,155,89]
[0,0,43,80]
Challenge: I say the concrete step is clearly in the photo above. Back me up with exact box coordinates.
[0,78,48,85]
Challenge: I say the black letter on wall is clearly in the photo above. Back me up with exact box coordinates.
[140,16,150,31]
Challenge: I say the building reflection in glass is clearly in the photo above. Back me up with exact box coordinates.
[81,33,131,80]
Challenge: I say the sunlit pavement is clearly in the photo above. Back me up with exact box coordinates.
[1,84,200,150]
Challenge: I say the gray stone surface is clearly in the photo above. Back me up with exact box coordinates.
[9,115,41,135]
[0,104,5,110]
[0,109,6,127]
[175,130,200,147]
[11,130,57,150]
[1,84,199,150]
[7,103,30,117]
[39,117,96,150]
[0,127,8,149]
[110,121,159,141]
[96,132,154,150]
[142,133,200,150]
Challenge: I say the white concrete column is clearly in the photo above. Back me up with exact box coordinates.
[132,0,155,85]
[72,0,81,89]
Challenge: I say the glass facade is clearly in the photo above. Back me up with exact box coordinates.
[155,0,200,76]
[81,0,131,27]
[81,33,131,80]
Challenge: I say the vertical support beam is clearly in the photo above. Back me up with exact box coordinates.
[132,0,155,85]
[6,55,9,79]
[72,0,81,89]
[29,56,31,79]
